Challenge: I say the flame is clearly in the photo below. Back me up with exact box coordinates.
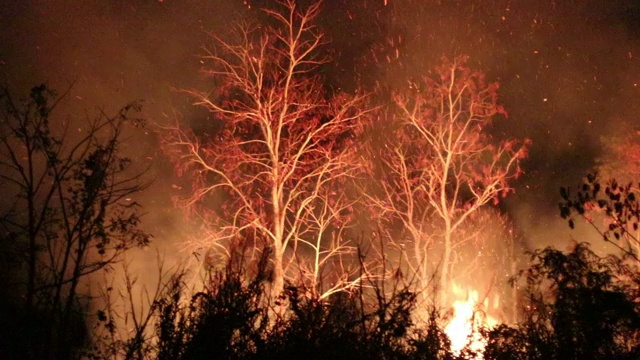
[444,284,497,358]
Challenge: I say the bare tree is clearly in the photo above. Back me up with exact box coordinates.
[0,84,150,358]
[162,0,369,298]
[369,57,529,300]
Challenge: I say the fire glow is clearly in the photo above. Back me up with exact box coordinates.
[444,284,498,357]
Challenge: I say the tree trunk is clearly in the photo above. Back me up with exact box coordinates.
[440,224,452,302]
[272,246,284,298]
[271,182,285,298]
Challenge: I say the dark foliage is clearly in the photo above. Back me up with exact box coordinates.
[0,84,150,359]
[560,173,640,258]
[148,248,452,360]
[410,309,455,360]
[484,244,640,360]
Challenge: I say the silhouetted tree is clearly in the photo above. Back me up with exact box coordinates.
[486,244,640,360]
[0,84,150,359]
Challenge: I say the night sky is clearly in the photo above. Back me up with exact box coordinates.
[2,0,640,253]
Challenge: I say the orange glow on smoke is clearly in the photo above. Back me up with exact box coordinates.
[444,284,498,357]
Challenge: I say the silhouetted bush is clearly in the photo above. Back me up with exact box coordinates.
[152,251,270,360]
[87,241,640,359]
[140,246,461,360]
[484,243,640,360]
[410,308,455,360]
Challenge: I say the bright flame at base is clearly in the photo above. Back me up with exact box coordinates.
[444,285,497,358]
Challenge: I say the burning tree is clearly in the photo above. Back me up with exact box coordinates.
[370,56,529,300]
[163,0,368,298]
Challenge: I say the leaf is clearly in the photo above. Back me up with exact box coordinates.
[97,310,107,322]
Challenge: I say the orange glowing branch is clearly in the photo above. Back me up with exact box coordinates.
[369,56,530,302]
[162,0,370,298]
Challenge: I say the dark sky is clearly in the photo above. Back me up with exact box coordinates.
[2,0,640,251]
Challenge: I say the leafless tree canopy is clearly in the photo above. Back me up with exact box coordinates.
[367,56,530,299]
[163,0,370,297]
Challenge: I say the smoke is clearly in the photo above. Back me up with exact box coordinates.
[2,0,640,278]
[329,0,640,250]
